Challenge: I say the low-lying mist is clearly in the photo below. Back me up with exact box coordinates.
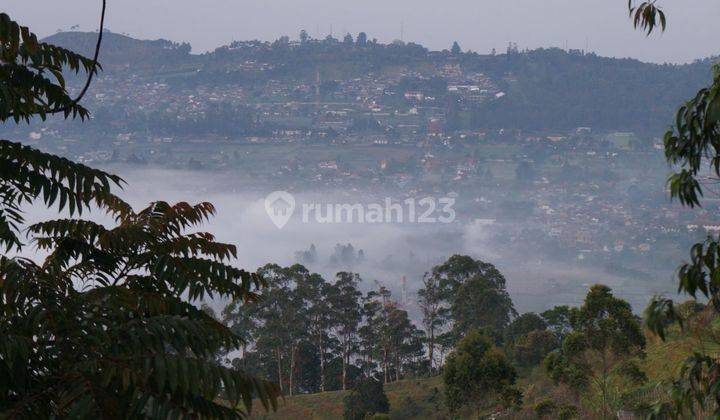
[19,166,679,317]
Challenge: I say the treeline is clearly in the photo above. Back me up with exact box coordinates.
[215,254,654,418]
[89,102,268,138]
[192,40,715,135]
[460,48,711,135]
[221,255,512,395]
[220,265,426,395]
[218,255,518,395]
[43,31,195,69]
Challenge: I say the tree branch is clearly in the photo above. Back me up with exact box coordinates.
[50,0,106,115]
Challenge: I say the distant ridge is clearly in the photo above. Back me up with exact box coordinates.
[43,31,192,68]
[39,31,716,133]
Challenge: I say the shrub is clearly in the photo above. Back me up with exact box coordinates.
[343,378,390,420]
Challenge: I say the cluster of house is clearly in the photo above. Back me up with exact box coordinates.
[7,43,709,267]
[57,55,508,148]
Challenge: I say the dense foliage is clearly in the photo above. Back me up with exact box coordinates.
[2,201,280,418]
[545,285,645,417]
[443,330,519,414]
[417,255,516,367]
[6,2,720,417]
[342,378,389,420]
[628,1,720,416]
[0,13,99,123]
[0,12,278,418]
[222,265,426,394]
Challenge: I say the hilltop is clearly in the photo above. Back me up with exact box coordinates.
[41,31,715,134]
[43,30,194,68]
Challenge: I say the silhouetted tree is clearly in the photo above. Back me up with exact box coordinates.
[444,331,519,415]
[356,32,368,47]
[343,378,389,420]
[451,41,461,55]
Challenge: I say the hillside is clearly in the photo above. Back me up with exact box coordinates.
[249,376,447,420]
[42,31,195,69]
[40,31,715,134]
[246,325,719,420]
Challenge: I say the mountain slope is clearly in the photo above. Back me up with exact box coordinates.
[39,31,717,133]
[245,326,719,420]
[42,31,193,69]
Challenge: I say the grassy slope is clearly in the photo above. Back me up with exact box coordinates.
[248,323,720,420]
[250,376,447,420]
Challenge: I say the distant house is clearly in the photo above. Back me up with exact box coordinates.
[704,224,720,233]
[427,119,443,135]
[318,161,339,170]
[576,126,592,134]
[404,91,424,101]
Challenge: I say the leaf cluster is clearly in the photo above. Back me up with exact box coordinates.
[1,200,279,418]
[628,1,667,35]
[0,11,280,418]
[0,13,99,122]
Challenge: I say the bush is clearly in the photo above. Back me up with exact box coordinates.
[343,378,390,420]
[513,330,558,367]
[444,330,519,413]
[557,404,578,419]
[533,400,578,420]
[391,396,421,419]
[533,399,557,418]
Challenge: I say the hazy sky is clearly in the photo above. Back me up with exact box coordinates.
[6,1,720,64]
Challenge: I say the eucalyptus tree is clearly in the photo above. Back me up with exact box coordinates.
[444,331,519,416]
[417,272,450,370]
[627,2,720,416]
[545,285,644,418]
[418,255,515,360]
[383,303,424,382]
[297,272,335,392]
[358,290,385,378]
[252,264,309,396]
[329,272,363,391]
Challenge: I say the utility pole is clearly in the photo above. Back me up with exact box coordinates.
[401,275,407,306]
[315,69,321,110]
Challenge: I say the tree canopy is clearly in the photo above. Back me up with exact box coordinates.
[443,330,519,415]
[342,378,389,420]
[0,11,279,418]
[627,1,720,416]
[545,285,645,417]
